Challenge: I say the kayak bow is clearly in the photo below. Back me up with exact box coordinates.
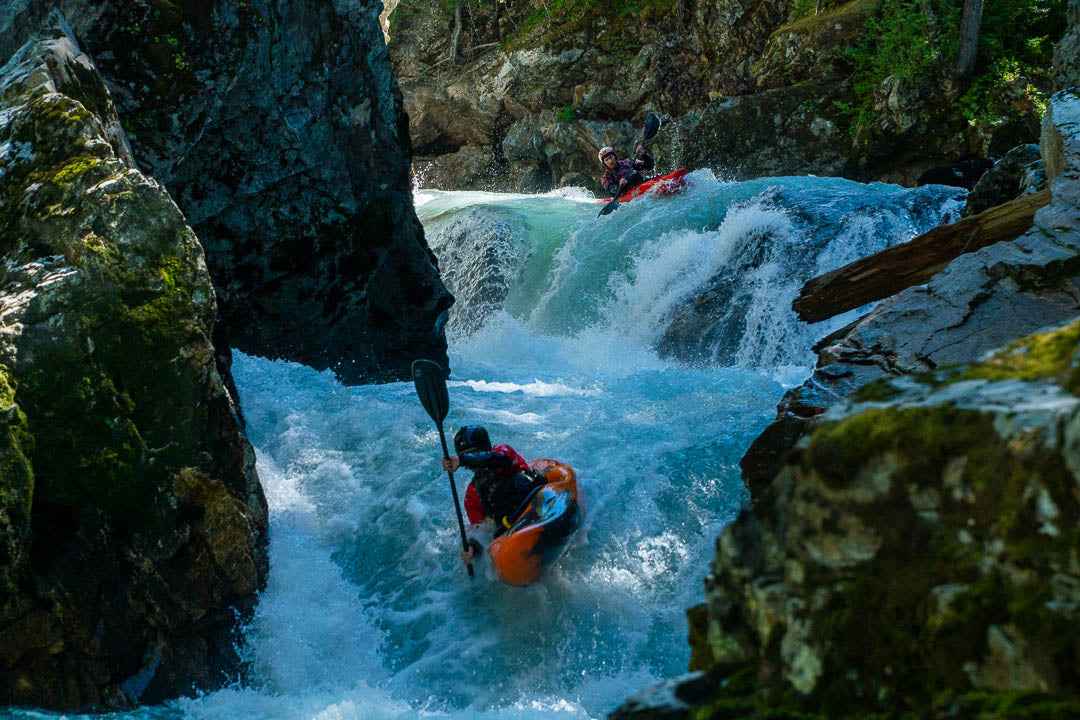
[597,168,690,205]
[487,458,585,587]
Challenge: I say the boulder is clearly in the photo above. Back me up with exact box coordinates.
[697,322,1080,714]
[962,144,1047,217]
[917,158,995,190]
[2,0,452,384]
[660,82,852,181]
[615,319,1080,717]
[0,27,267,709]
[426,208,530,336]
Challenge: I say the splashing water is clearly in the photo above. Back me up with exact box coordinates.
[3,173,962,720]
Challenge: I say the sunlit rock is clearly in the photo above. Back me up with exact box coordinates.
[0,26,267,710]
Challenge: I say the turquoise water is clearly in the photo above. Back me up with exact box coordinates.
[3,173,962,719]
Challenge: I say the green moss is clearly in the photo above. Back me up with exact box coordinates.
[851,377,902,402]
[0,366,34,590]
[958,319,1080,394]
[18,242,205,537]
[50,156,106,187]
[502,0,675,52]
[785,0,876,32]
[804,406,961,488]
[784,402,1080,714]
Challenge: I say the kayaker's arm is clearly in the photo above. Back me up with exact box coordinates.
[633,146,654,173]
[458,450,517,473]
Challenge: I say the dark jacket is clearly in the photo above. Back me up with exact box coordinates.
[601,150,655,196]
[461,444,544,531]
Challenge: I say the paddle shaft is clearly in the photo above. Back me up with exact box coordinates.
[436,422,475,577]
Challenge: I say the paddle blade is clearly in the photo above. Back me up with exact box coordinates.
[597,198,618,217]
[412,359,449,424]
[642,113,661,141]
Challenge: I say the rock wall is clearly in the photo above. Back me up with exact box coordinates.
[675,325,1080,716]
[2,0,452,384]
[388,0,1057,194]
[0,27,268,709]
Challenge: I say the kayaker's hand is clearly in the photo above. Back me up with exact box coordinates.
[619,177,627,186]
[442,456,460,472]
[459,546,475,566]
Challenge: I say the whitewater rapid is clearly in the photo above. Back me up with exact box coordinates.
[2,171,963,720]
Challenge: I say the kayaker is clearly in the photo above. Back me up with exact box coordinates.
[441,425,545,567]
[599,144,655,199]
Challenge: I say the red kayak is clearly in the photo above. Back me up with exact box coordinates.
[597,168,689,204]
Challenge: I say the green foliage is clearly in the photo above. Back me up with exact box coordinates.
[844,0,1065,134]
[554,105,576,122]
[848,0,958,100]
[953,0,1064,125]
[791,0,848,21]
[505,0,675,50]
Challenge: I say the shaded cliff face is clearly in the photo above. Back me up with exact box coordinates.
[0,28,268,709]
[3,0,452,383]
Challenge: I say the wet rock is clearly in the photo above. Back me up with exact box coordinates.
[414,146,499,191]
[962,144,1047,216]
[0,27,267,710]
[917,157,995,190]
[608,671,712,720]
[426,208,529,336]
[660,82,852,182]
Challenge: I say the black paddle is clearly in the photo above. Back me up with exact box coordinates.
[411,359,475,578]
[597,112,662,218]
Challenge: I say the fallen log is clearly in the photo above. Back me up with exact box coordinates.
[792,189,1052,323]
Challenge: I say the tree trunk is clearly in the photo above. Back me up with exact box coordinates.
[956,0,984,78]
[450,1,464,65]
[792,189,1051,324]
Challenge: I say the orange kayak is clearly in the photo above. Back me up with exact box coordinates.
[597,168,689,204]
[487,459,585,586]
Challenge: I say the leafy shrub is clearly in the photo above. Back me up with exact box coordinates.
[844,0,1064,132]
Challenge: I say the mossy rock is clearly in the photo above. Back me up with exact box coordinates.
[694,352,1080,717]
[0,366,34,591]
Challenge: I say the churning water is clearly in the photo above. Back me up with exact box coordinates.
[4,172,963,720]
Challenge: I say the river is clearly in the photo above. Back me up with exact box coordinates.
[3,171,963,720]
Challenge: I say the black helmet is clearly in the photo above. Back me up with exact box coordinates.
[454,425,491,454]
